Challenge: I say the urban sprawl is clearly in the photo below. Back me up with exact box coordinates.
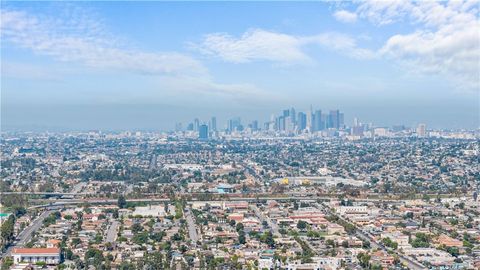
[0,108,479,270]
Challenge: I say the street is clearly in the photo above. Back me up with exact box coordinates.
[3,210,53,257]
[250,204,280,237]
[319,203,427,270]
[105,220,119,243]
[184,207,199,245]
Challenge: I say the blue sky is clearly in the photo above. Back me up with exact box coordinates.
[1,1,479,131]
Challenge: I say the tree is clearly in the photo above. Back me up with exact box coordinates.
[362,240,370,248]
[65,249,74,260]
[85,248,104,268]
[326,239,335,248]
[131,223,143,234]
[118,262,135,270]
[118,195,127,209]
[293,201,299,210]
[260,231,274,247]
[132,232,149,245]
[1,215,15,245]
[1,257,13,270]
[382,237,398,249]
[297,220,307,230]
[357,252,370,268]
[411,233,430,248]
[238,230,246,245]
[71,238,81,246]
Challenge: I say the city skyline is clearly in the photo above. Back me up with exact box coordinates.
[1,1,479,131]
[178,106,449,140]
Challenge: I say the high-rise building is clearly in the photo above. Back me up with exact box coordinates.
[277,116,285,131]
[250,120,258,131]
[285,115,294,132]
[228,117,242,132]
[194,118,200,131]
[290,108,296,126]
[416,123,427,137]
[210,117,217,132]
[353,117,359,127]
[328,110,340,129]
[352,126,364,136]
[306,105,313,132]
[314,110,322,131]
[199,124,209,140]
[297,112,307,131]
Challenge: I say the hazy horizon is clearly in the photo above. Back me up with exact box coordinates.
[2,1,479,131]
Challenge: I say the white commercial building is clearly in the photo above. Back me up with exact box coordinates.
[12,248,61,265]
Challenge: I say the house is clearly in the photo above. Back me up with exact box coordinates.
[258,258,274,270]
[216,184,235,194]
[327,223,345,235]
[228,213,244,222]
[285,257,341,270]
[435,234,463,248]
[338,206,368,215]
[46,239,61,248]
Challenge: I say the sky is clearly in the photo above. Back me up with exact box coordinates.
[1,1,479,131]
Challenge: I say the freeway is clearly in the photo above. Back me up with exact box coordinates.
[6,190,468,203]
[27,195,445,210]
[1,192,89,196]
[184,207,199,245]
[2,210,53,257]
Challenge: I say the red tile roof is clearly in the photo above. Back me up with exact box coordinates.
[12,248,60,254]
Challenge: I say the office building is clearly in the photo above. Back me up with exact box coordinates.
[194,118,200,131]
[210,117,217,132]
[199,124,209,140]
[285,115,294,132]
[228,117,242,132]
[314,110,322,131]
[249,120,259,131]
[328,110,341,129]
[306,105,313,132]
[290,108,296,126]
[297,112,307,131]
[417,123,427,137]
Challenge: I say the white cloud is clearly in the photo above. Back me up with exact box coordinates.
[333,10,358,23]
[1,9,206,76]
[195,29,310,64]
[1,7,269,99]
[303,32,375,60]
[357,0,414,26]
[355,0,480,90]
[195,29,374,64]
